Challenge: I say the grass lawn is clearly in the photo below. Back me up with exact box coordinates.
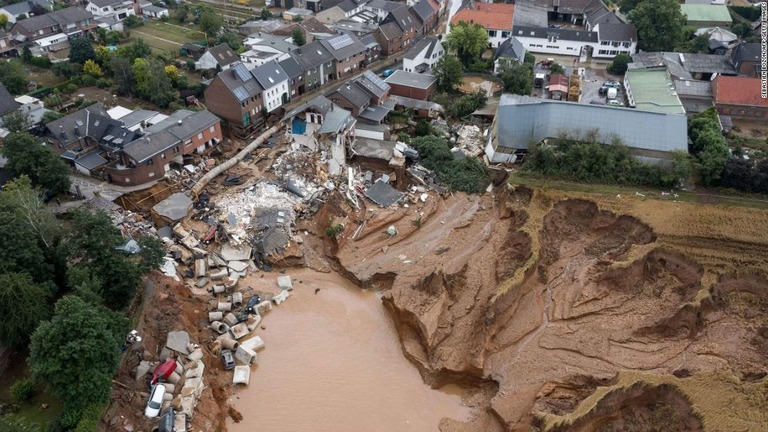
[21,64,66,88]
[142,20,208,44]
[0,352,63,432]
[508,172,768,210]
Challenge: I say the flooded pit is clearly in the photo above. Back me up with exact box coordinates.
[226,269,473,432]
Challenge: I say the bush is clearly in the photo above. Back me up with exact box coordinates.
[74,404,103,432]
[523,133,678,188]
[608,53,631,75]
[10,379,36,403]
[96,78,112,88]
[58,406,83,430]
[729,5,761,21]
[325,223,344,238]
[450,91,488,119]
[29,56,52,68]
[410,135,491,193]
[79,74,96,87]
[62,83,78,94]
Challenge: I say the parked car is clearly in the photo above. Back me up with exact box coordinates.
[157,407,175,432]
[606,87,618,100]
[534,73,547,88]
[145,384,166,418]
[150,358,177,386]
[221,349,235,370]
[598,81,621,95]
[382,69,395,78]
[607,100,623,107]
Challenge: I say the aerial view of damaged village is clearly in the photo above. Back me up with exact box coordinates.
[0,0,767,427]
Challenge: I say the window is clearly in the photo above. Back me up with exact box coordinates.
[601,41,609,46]
[197,132,203,140]
[145,159,153,166]
[173,146,179,154]
[622,42,631,48]
[488,30,497,37]
[502,31,509,38]
[209,126,215,133]
[599,49,608,55]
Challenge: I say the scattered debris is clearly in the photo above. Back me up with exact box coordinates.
[365,180,404,207]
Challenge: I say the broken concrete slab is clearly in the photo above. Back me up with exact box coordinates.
[158,225,173,240]
[160,257,180,281]
[210,268,229,281]
[228,261,248,272]
[272,289,290,305]
[255,301,272,314]
[233,365,250,385]
[221,243,251,262]
[187,348,203,362]
[365,179,404,207]
[277,275,293,291]
[135,360,152,381]
[195,277,210,288]
[230,322,250,340]
[209,253,227,268]
[223,313,239,327]
[174,414,187,432]
[241,335,265,352]
[245,314,262,331]
[154,193,193,222]
[195,259,206,278]
[166,331,191,355]
[235,346,257,365]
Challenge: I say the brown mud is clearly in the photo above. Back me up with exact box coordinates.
[327,186,768,431]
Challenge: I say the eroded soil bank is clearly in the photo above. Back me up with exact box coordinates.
[328,186,768,431]
[225,269,472,432]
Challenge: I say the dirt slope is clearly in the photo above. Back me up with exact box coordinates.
[332,186,768,431]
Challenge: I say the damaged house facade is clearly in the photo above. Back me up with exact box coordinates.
[46,104,222,187]
[283,95,356,176]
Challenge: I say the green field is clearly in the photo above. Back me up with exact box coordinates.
[129,21,208,55]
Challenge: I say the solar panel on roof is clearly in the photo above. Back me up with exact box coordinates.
[234,63,251,82]
[328,34,354,50]
[233,86,250,102]
[364,71,389,91]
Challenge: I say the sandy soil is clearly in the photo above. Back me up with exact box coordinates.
[458,76,502,97]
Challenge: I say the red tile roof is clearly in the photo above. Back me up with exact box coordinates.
[451,3,514,30]
[713,76,768,107]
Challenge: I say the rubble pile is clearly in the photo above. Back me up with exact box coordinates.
[454,124,485,158]
[166,158,218,190]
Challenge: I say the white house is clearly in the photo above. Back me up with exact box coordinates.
[403,36,443,73]
[195,44,240,71]
[252,60,290,112]
[450,2,515,48]
[494,36,526,74]
[86,0,135,21]
[240,48,289,69]
[511,23,637,59]
[0,0,53,24]
[141,4,168,18]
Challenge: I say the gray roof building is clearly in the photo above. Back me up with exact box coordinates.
[88,0,123,7]
[332,19,379,36]
[512,0,548,27]
[46,103,136,149]
[631,51,737,78]
[387,5,419,32]
[512,25,598,43]
[357,70,390,98]
[251,60,289,89]
[376,21,402,40]
[117,109,159,129]
[329,81,371,110]
[410,0,437,23]
[282,95,333,121]
[495,36,526,63]
[290,40,334,70]
[279,56,303,79]
[384,70,436,89]
[319,33,366,61]
[0,83,20,117]
[596,23,636,42]
[218,63,264,102]
[360,33,380,49]
[123,130,179,164]
[491,94,687,160]
[205,44,239,68]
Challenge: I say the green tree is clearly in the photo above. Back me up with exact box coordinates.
[730,22,752,39]
[29,295,128,410]
[217,31,242,50]
[549,63,565,75]
[69,36,97,64]
[410,135,490,193]
[83,59,103,77]
[66,209,163,308]
[619,0,643,14]
[499,61,533,95]
[111,57,134,95]
[608,53,632,75]
[291,28,305,46]
[117,38,151,62]
[42,110,63,124]
[0,272,53,347]
[433,54,463,92]
[260,8,272,20]
[0,13,8,30]
[21,45,32,63]
[524,52,536,65]
[630,0,686,52]
[3,132,72,195]
[414,119,433,137]
[132,58,175,107]
[123,14,141,28]
[696,143,728,185]
[199,10,222,38]
[445,21,489,67]
[175,4,189,23]
[450,90,488,118]
[2,110,32,133]
[0,60,27,94]
[0,177,61,276]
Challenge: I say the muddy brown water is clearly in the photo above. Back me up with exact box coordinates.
[227,269,473,432]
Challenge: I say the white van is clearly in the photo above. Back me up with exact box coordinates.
[606,87,618,100]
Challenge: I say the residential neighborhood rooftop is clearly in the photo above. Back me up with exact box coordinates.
[451,2,514,29]
[713,76,768,107]
[625,68,685,115]
[384,70,436,89]
[680,4,732,24]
